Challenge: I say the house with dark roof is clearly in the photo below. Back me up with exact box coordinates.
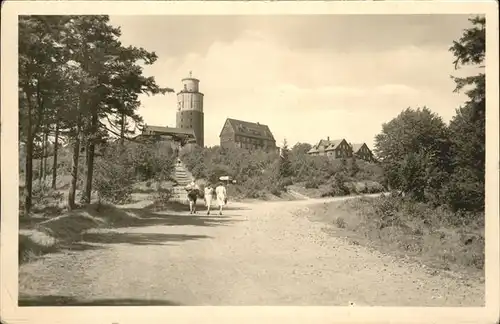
[219,118,277,152]
[307,137,352,159]
[349,142,374,162]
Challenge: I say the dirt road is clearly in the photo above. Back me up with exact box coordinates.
[18,196,484,306]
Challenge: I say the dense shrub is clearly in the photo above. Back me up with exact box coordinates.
[94,141,175,204]
[32,183,64,208]
[180,143,385,200]
[320,172,351,197]
[305,178,322,189]
[335,217,347,229]
[181,146,281,199]
[20,183,65,216]
[94,147,135,204]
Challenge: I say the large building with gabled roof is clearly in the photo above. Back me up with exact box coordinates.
[307,137,375,162]
[219,118,277,152]
[307,137,352,159]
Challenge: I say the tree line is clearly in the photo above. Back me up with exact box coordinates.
[373,16,485,214]
[19,15,172,215]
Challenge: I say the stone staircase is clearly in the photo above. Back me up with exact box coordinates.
[169,162,195,204]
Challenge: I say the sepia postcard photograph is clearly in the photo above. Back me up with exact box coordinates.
[1,1,499,324]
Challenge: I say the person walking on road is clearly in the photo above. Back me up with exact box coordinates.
[204,184,215,215]
[215,182,227,216]
[185,180,200,214]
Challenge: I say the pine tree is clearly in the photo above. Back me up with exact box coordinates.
[278,139,292,180]
[18,15,174,211]
[446,16,485,212]
[350,155,360,177]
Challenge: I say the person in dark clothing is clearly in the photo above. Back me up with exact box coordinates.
[185,180,200,214]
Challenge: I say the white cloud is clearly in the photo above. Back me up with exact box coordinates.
[374,84,420,96]
[136,28,468,149]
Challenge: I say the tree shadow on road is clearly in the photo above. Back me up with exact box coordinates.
[19,203,242,264]
[57,242,107,252]
[116,207,245,228]
[81,232,212,246]
[19,236,108,265]
[145,201,251,213]
[19,295,182,306]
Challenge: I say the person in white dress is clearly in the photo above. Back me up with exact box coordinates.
[215,183,227,216]
[204,184,215,215]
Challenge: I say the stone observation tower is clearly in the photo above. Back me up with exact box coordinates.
[176,71,204,147]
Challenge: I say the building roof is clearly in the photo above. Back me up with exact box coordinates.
[222,118,276,141]
[308,138,345,153]
[350,143,365,153]
[325,139,344,151]
[142,125,196,138]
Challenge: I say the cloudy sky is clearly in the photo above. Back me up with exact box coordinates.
[108,14,478,148]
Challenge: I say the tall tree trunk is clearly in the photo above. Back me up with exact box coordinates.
[120,113,125,146]
[35,82,45,186]
[38,143,43,186]
[23,90,34,216]
[83,112,98,204]
[51,121,59,189]
[42,130,48,181]
[68,116,82,210]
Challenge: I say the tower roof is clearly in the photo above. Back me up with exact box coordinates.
[182,71,200,82]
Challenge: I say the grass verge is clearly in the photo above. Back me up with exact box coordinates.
[18,198,189,264]
[306,194,484,279]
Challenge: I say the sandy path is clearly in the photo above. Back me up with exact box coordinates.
[18,196,484,306]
